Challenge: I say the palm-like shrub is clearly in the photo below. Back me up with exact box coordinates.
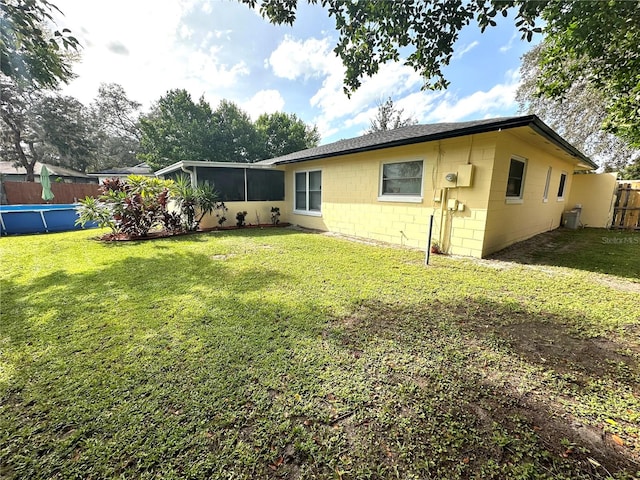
[171,176,220,231]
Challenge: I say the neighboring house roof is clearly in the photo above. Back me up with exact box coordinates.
[257,115,598,170]
[89,162,154,177]
[0,161,92,178]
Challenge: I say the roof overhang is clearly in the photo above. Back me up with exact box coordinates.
[154,160,281,176]
[266,115,598,170]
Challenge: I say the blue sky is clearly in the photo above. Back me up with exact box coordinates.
[53,0,538,145]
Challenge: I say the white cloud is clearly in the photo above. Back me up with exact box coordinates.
[500,32,518,53]
[241,90,286,120]
[53,0,249,108]
[453,41,479,60]
[309,61,424,139]
[180,24,194,40]
[425,70,521,122]
[267,35,336,80]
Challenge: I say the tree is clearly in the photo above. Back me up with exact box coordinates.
[89,83,142,170]
[213,100,261,163]
[366,98,417,134]
[138,89,220,170]
[534,2,640,147]
[255,112,320,159]
[32,94,95,172]
[1,0,80,88]
[242,1,639,143]
[517,45,640,172]
[0,77,97,180]
[0,78,43,181]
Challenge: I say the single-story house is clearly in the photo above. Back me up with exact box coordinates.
[0,161,96,184]
[157,114,609,258]
[88,162,154,184]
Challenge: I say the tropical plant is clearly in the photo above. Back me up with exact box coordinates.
[270,206,281,225]
[213,201,228,227]
[170,176,220,231]
[76,175,179,238]
[236,211,248,227]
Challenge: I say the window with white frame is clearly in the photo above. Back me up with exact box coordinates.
[379,160,423,200]
[557,171,567,200]
[506,157,526,200]
[294,170,322,214]
[543,166,552,202]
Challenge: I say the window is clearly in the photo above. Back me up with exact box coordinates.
[247,169,285,201]
[198,167,245,201]
[195,167,284,202]
[295,170,321,214]
[557,172,567,200]
[505,157,526,201]
[379,160,423,201]
[543,167,552,202]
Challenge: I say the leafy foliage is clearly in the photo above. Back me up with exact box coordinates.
[88,82,142,170]
[138,89,219,170]
[241,0,544,94]
[517,44,640,172]
[76,175,180,237]
[0,0,80,88]
[235,210,248,227]
[139,90,321,168]
[535,1,640,147]
[77,175,224,236]
[244,1,639,144]
[214,99,262,163]
[366,97,417,134]
[255,112,320,159]
[0,78,95,180]
[171,175,220,231]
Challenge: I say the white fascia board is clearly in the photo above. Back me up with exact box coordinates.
[154,160,281,176]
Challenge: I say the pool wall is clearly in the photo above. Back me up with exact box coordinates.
[0,204,98,235]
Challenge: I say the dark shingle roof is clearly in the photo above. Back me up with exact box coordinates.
[90,163,153,176]
[258,115,596,169]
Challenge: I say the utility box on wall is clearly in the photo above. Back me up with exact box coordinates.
[456,164,474,187]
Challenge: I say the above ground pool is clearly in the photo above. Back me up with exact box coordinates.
[0,204,98,235]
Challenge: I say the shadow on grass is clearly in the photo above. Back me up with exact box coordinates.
[2,239,639,479]
[487,228,640,281]
[328,297,639,477]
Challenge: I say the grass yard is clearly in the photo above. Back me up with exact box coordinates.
[1,227,639,479]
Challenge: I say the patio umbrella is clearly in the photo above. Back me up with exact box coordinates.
[40,165,55,202]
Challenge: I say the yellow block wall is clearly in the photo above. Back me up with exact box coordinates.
[199,201,287,229]
[568,173,617,228]
[282,133,498,258]
[483,130,578,256]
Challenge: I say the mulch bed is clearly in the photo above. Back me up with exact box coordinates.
[96,223,291,242]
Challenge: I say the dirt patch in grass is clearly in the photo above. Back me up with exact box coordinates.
[487,228,640,281]
[332,299,640,477]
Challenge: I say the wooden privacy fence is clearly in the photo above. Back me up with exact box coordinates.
[612,183,640,230]
[2,181,101,205]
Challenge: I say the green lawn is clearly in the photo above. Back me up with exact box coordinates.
[1,228,639,479]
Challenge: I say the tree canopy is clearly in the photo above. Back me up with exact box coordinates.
[243,0,640,146]
[534,1,640,147]
[0,77,95,180]
[138,89,219,169]
[366,98,417,134]
[89,83,142,170]
[138,89,320,169]
[1,0,80,88]
[517,44,640,173]
[255,112,320,158]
